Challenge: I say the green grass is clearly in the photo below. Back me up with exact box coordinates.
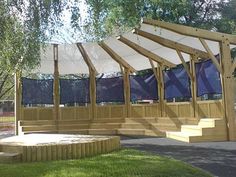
[0,116,14,123]
[0,149,212,177]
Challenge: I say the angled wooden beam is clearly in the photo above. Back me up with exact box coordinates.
[199,38,222,74]
[176,50,193,79]
[99,41,136,73]
[148,59,159,80]
[118,36,176,68]
[133,28,209,59]
[76,43,98,74]
[142,18,236,44]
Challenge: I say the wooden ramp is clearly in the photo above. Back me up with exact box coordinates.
[166,118,227,143]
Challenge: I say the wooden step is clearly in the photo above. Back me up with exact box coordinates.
[19,120,56,126]
[89,123,121,129]
[145,130,165,137]
[22,125,56,132]
[121,123,150,129]
[166,131,200,142]
[0,152,22,163]
[117,129,146,136]
[92,118,125,123]
[88,129,117,135]
[58,129,88,134]
[58,124,89,130]
[125,118,157,123]
[151,123,180,131]
[198,118,225,127]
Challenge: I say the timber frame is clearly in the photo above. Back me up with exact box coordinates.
[15,18,236,141]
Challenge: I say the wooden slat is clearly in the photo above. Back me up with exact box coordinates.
[176,50,193,79]
[199,38,222,74]
[118,36,176,68]
[76,43,98,74]
[142,18,236,44]
[133,28,209,59]
[99,42,136,73]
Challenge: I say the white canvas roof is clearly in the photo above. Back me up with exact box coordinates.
[33,19,236,74]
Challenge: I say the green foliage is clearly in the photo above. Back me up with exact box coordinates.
[83,0,236,40]
[0,149,212,177]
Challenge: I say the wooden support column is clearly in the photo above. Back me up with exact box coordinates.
[89,68,96,120]
[124,68,131,117]
[190,55,197,118]
[53,44,60,131]
[14,71,21,135]
[157,64,165,117]
[220,38,236,141]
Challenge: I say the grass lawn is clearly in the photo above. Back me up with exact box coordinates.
[0,117,14,123]
[0,149,212,177]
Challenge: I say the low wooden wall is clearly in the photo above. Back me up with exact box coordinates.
[20,100,223,121]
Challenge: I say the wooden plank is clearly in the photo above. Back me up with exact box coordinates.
[142,18,236,44]
[53,44,60,130]
[99,41,136,73]
[176,50,193,79]
[133,28,209,59]
[76,43,98,74]
[36,146,42,161]
[199,38,222,74]
[220,38,236,141]
[118,36,176,68]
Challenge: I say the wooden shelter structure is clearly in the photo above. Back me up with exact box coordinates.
[15,19,236,142]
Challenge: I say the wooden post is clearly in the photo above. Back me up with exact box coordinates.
[157,64,165,117]
[190,55,197,118]
[220,38,236,141]
[124,68,131,117]
[14,71,21,135]
[53,44,60,131]
[90,68,96,120]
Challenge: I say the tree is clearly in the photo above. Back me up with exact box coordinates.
[83,0,236,40]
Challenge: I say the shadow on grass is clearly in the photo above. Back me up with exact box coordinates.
[0,149,211,177]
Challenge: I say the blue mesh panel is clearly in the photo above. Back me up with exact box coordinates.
[96,77,124,103]
[164,65,191,99]
[22,78,54,105]
[130,73,158,101]
[196,59,222,96]
[60,79,90,104]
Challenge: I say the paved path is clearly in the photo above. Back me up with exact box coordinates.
[121,136,236,177]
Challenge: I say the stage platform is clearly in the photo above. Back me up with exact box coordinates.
[0,134,120,163]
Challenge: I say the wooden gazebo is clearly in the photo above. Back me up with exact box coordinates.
[15,18,236,142]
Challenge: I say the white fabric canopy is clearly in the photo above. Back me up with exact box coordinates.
[34,22,235,74]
